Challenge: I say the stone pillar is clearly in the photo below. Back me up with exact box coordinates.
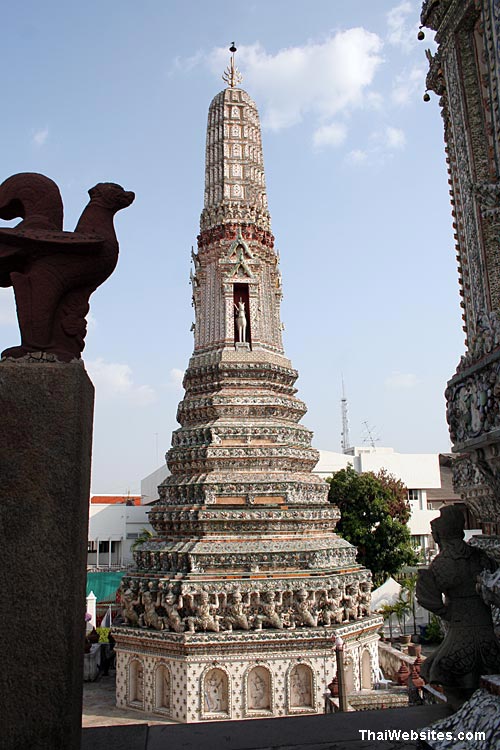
[86,591,97,628]
[0,359,94,750]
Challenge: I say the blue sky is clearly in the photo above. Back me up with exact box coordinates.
[0,1,464,493]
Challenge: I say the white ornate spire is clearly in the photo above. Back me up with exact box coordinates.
[201,75,271,232]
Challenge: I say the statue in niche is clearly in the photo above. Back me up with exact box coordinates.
[248,668,270,710]
[290,664,312,707]
[135,662,144,703]
[204,669,228,713]
[161,669,170,709]
[234,297,247,342]
[0,172,134,361]
[416,505,500,707]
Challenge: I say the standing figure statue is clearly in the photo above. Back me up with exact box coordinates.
[140,589,166,631]
[121,588,140,627]
[222,589,250,631]
[160,586,185,633]
[255,590,283,629]
[342,582,359,622]
[416,505,500,707]
[291,589,318,628]
[234,297,247,343]
[318,585,344,626]
[186,590,220,633]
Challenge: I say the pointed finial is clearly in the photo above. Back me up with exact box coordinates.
[222,42,243,88]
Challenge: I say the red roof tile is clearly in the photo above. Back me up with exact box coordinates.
[90,495,142,506]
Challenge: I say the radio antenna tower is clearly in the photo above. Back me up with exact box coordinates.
[362,421,380,448]
[340,377,350,453]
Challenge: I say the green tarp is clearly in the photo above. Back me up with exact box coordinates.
[86,571,126,602]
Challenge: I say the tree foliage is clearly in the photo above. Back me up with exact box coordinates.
[327,465,417,585]
[131,527,154,551]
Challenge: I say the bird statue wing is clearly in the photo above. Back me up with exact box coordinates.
[0,227,105,255]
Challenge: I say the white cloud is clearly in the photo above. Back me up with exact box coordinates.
[365,91,384,110]
[207,31,383,132]
[384,126,406,149]
[86,358,156,405]
[392,65,426,105]
[167,368,184,389]
[33,127,49,146]
[346,149,368,165]
[346,126,405,166]
[385,371,420,389]
[170,50,204,74]
[0,289,16,326]
[386,1,418,52]
[313,122,347,149]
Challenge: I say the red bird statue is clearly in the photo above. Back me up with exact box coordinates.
[0,172,134,361]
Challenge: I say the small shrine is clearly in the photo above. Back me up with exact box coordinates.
[113,46,381,723]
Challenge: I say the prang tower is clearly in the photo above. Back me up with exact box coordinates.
[114,49,381,723]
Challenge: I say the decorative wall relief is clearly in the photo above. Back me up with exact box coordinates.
[247,666,271,711]
[203,668,229,714]
[289,664,314,708]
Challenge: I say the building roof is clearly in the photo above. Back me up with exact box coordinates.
[314,447,441,488]
[90,495,142,506]
[425,453,462,504]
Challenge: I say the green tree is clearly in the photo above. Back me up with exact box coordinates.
[130,527,154,551]
[400,575,418,636]
[327,465,417,586]
[393,593,411,635]
[380,603,396,641]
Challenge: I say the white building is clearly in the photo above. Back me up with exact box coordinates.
[315,446,442,554]
[87,495,153,569]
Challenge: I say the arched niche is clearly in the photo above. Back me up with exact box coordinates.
[154,663,171,713]
[247,665,272,711]
[128,658,144,706]
[289,663,314,708]
[203,668,229,714]
[344,655,355,694]
[361,650,372,689]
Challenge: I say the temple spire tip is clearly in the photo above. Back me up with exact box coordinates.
[222,41,243,88]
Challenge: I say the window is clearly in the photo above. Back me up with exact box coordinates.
[98,541,119,553]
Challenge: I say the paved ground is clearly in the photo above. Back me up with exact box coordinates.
[83,671,175,728]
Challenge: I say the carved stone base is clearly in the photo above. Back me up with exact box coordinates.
[419,684,500,749]
[114,617,381,722]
